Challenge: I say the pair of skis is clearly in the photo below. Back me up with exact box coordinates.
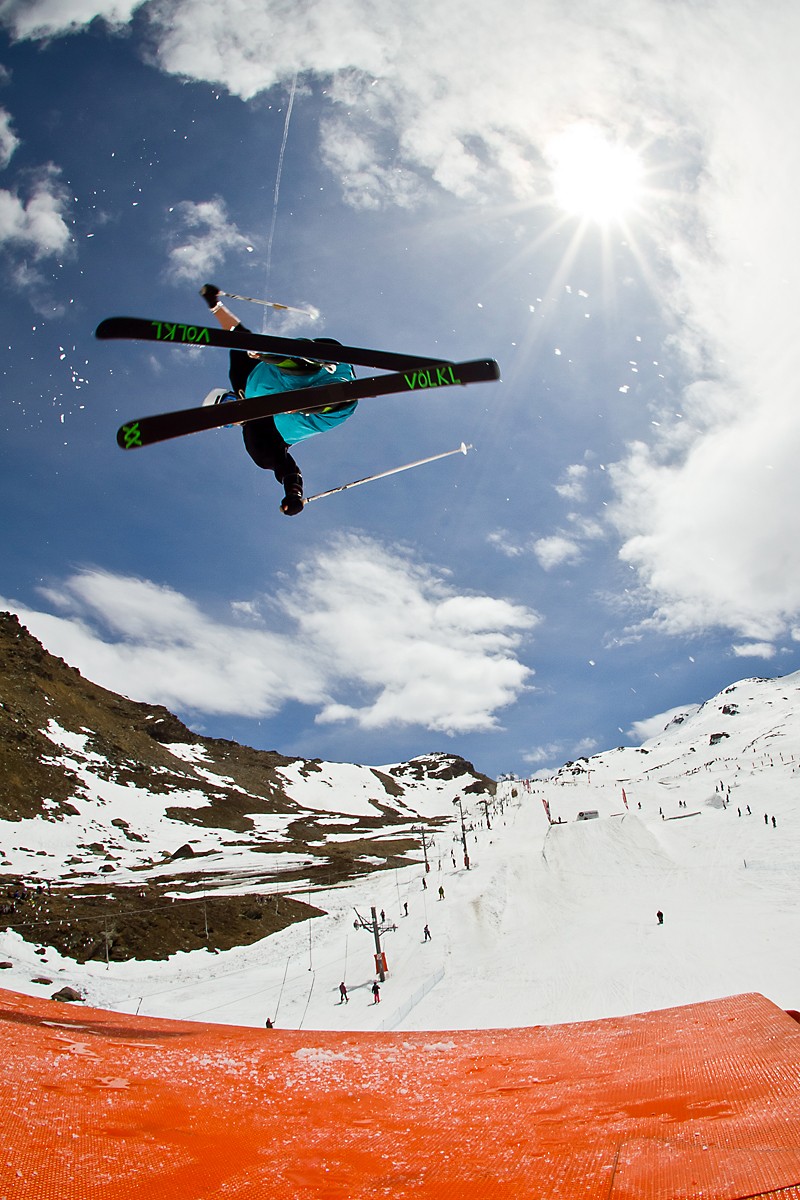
[96,317,500,451]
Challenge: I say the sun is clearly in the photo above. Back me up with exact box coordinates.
[547,124,645,225]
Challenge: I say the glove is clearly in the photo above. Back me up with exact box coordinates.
[280,495,305,516]
[199,284,220,309]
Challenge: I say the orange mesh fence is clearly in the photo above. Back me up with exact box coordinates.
[1,987,799,1199]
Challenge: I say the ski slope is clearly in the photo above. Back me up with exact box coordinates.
[2,671,799,1033]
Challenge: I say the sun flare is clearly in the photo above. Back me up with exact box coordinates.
[547,124,644,224]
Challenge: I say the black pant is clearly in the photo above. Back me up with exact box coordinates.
[229,328,300,485]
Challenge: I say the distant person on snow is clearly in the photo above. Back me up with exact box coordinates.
[423,924,432,941]
[339,982,349,1004]
[371,981,381,1004]
[200,284,357,516]
[656,910,664,925]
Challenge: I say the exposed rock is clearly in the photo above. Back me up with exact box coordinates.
[168,843,195,861]
[51,986,82,1003]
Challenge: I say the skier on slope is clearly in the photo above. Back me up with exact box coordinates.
[200,284,358,515]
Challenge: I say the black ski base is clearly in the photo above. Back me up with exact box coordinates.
[97,316,449,373]
[116,359,500,450]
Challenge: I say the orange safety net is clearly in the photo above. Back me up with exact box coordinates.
[1,987,800,1199]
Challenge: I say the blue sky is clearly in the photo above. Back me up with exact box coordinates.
[1,0,799,778]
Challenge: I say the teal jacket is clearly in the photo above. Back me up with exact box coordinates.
[244,359,357,445]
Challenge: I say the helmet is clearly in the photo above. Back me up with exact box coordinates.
[279,337,342,373]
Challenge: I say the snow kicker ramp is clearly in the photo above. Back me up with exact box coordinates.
[2,989,800,1199]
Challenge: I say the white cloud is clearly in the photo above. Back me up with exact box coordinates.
[289,534,538,733]
[490,512,604,567]
[230,599,261,620]
[731,642,776,660]
[554,463,589,501]
[603,10,800,643]
[24,571,321,718]
[533,535,582,571]
[0,107,19,167]
[566,513,604,542]
[0,167,71,258]
[487,529,527,558]
[0,0,141,40]
[166,198,254,283]
[319,119,425,211]
[611,398,800,641]
[522,742,563,766]
[570,737,599,758]
[1,536,537,734]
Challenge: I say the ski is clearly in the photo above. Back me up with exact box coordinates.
[96,316,449,373]
[116,359,500,451]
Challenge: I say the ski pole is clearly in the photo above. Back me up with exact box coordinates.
[218,290,317,318]
[305,443,474,505]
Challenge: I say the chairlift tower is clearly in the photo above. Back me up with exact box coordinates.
[453,796,470,869]
[353,905,397,981]
[413,825,432,872]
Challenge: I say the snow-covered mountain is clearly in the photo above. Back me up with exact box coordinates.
[2,608,800,1036]
[0,611,493,963]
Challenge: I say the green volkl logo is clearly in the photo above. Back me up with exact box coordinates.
[403,365,462,390]
[121,422,142,449]
[150,321,211,344]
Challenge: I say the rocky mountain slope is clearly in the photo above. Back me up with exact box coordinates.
[0,611,494,963]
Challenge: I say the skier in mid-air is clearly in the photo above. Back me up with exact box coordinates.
[199,284,357,515]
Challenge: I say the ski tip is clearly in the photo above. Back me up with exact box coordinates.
[95,318,115,339]
[117,421,144,450]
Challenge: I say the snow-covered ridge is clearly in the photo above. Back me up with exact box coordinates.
[0,719,489,886]
[0,612,494,891]
[545,671,800,816]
